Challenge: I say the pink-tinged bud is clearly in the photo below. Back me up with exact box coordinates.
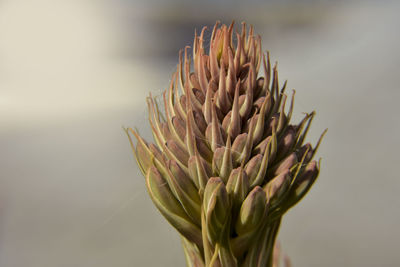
[231,133,247,163]
[195,136,213,163]
[252,94,270,145]
[151,158,201,225]
[238,94,246,110]
[188,155,211,190]
[161,122,174,141]
[296,143,313,163]
[235,186,267,236]
[171,116,186,142]
[166,139,189,166]
[239,63,255,118]
[253,96,265,111]
[293,160,319,198]
[253,135,271,155]
[276,127,296,160]
[203,177,230,244]
[284,161,319,211]
[263,116,278,138]
[253,79,264,103]
[226,167,250,209]
[193,110,207,133]
[148,143,164,163]
[245,154,263,183]
[228,82,242,140]
[221,111,232,134]
[176,95,187,117]
[272,153,298,176]
[192,88,205,105]
[136,140,152,172]
[212,136,232,183]
[205,102,224,152]
[216,61,232,114]
[168,160,201,206]
[146,166,202,247]
[264,169,291,205]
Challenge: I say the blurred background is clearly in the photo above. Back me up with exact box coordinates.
[1,0,399,266]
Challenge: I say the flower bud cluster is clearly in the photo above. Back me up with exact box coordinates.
[127,22,326,267]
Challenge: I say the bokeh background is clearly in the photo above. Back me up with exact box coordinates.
[1,0,399,266]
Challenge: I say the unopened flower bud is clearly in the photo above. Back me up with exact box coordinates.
[146,166,202,247]
[272,153,298,176]
[226,167,250,210]
[203,177,230,244]
[276,127,296,160]
[293,160,319,198]
[264,169,291,206]
[235,186,267,236]
[285,160,319,209]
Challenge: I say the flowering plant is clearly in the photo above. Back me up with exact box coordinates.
[126,22,326,267]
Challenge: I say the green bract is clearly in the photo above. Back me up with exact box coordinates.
[126,22,326,267]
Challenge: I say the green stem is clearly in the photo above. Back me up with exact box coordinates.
[265,218,282,267]
[181,236,205,267]
[201,210,212,266]
[209,243,220,267]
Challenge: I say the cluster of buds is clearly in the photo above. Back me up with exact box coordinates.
[126,22,326,267]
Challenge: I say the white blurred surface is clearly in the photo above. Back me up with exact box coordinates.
[1,1,399,266]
